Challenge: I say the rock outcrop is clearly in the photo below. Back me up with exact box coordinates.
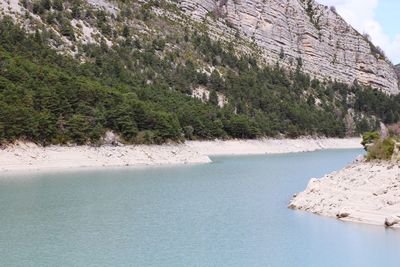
[289,161,400,228]
[178,0,399,94]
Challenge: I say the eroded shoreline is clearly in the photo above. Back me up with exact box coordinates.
[289,161,400,228]
[0,138,362,173]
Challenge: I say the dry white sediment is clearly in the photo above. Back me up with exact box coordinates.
[0,138,362,173]
[0,142,211,173]
[289,160,400,228]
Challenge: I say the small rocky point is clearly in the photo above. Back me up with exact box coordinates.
[290,160,400,228]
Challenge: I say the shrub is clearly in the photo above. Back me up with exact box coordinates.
[367,138,395,160]
[135,130,156,144]
[183,125,194,140]
[361,131,380,151]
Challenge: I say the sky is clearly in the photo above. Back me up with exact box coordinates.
[318,0,400,64]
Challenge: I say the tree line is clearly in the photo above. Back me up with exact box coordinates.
[0,17,399,146]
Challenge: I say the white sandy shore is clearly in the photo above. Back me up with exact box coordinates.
[186,138,362,156]
[0,143,211,173]
[289,161,400,228]
[0,138,362,173]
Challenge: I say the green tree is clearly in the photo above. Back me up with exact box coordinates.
[122,25,130,38]
[361,131,380,151]
[40,0,51,11]
[53,0,63,11]
[210,70,223,91]
[209,90,218,106]
[225,116,260,139]
[65,114,90,145]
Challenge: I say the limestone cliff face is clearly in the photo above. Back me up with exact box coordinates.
[178,0,399,94]
[1,0,398,94]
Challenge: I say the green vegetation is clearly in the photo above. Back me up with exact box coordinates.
[361,33,386,60]
[303,0,321,31]
[362,131,400,160]
[0,5,399,146]
[361,131,380,151]
[367,137,396,161]
[354,87,400,124]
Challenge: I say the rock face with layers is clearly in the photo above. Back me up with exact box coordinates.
[178,0,399,94]
[1,0,398,94]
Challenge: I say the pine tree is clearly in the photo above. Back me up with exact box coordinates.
[209,90,219,106]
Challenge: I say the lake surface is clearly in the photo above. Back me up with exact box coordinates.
[1,149,399,267]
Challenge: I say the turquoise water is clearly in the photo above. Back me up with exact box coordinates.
[1,149,399,267]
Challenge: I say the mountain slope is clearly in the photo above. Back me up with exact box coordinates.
[1,0,398,94]
[0,0,399,145]
[179,0,399,94]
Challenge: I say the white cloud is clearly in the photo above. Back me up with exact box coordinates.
[318,0,400,63]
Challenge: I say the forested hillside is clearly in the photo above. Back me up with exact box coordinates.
[0,1,399,145]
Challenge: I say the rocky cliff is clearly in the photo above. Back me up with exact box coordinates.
[178,0,399,94]
[0,0,398,94]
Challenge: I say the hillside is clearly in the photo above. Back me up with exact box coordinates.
[2,0,398,94]
[181,0,399,95]
[396,64,400,80]
[0,0,399,146]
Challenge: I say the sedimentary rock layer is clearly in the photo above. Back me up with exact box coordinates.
[179,0,399,94]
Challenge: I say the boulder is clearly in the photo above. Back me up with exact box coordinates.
[102,131,121,146]
[336,212,350,219]
[384,216,400,227]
